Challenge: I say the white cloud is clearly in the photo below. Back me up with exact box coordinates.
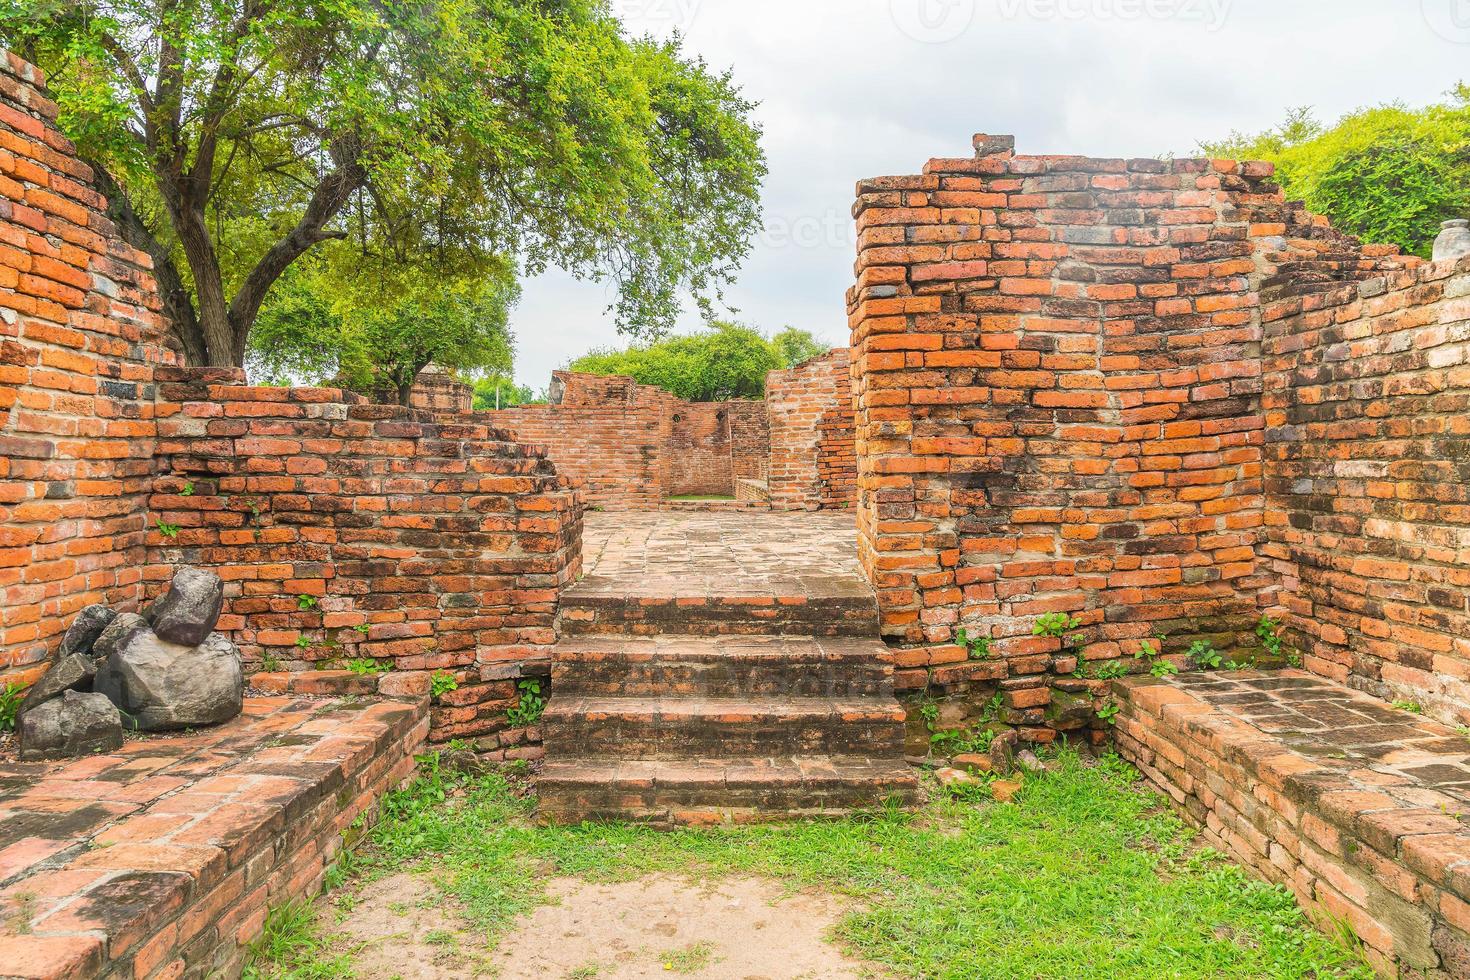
[511,0,1468,387]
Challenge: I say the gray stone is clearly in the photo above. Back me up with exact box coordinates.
[1433,218,1470,263]
[18,691,124,761]
[95,630,243,731]
[1015,749,1046,774]
[59,604,117,658]
[92,612,151,663]
[20,653,99,713]
[143,567,224,646]
[988,729,1020,775]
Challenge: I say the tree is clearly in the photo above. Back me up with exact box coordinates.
[471,373,540,410]
[3,0,766,366]
[568,323,827,401]
[770,326,829,368]
[248,253,518,405]
[1202,86,1470,257]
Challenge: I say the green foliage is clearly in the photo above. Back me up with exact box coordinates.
[259,652,282,672]
[955,627,992,661]
[155,520,180,539]
[0,682,26,733]
[5,0,766,365]
[180,482,194,497]
[296,595,318,612]
[1033,613,1084,648]
[471,373,540,410]
[1257,615,1285,659]
[1393,699,1424,715]
[1087,660,1131,681]
[1097,700,1121,726]
[1201,87,1470,257]
[344,659,389,677]
[294,636,311,650]
[243,899,354,979]
[1189,640,1224,671]
[332,751,1372,979]
[568,323,826,401]
[769,326,830,368]
[505,679,544,725]
[431,671,460,700]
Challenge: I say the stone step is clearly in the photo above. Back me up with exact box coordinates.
[537,756,920,826]
[542,696,906,758]
[551,635,895,699]
[558,593,880,637]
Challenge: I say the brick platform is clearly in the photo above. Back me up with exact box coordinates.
[1115,671,1470,977]
[0,694,427,979]
[541,512,915,824]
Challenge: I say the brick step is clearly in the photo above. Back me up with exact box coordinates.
[551,635,895,699]
[542,696,905,758]
[537,756,920,826]
[558,593,880,637]
[659,498,772,512]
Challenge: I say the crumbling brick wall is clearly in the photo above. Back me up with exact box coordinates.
[846,134,1416,734]
[766,349,858,510]
[728,400,770,482]
[1262,255,1470,724]
[407,364,474,414]
[0,51,174,690]
[666,401,735,496]
[147,367,583,751]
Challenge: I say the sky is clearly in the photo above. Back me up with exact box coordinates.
[508,0,1470,389]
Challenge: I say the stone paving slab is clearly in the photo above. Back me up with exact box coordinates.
[574,512,869,599]
[0,694,427,979]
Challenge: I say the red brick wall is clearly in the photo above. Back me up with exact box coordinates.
[845,134,1416,715]
[147,367,583,749]
[728,400,770,482]
[406,364,474,414]
[0,51,174,690]
[1262,255,1470,723]
[766,349,858,511]
[666,401,734,496]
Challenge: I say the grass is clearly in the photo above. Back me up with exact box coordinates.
[247,751,1372,980]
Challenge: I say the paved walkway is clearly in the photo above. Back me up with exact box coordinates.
[577,511,868,600]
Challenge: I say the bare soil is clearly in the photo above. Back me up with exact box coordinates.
[325,872,878,979]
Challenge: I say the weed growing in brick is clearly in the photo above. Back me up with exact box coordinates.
[505,679,544,724]
[955,627,992,660]
[1033,612,1083,647]
[431,671,460,700]
[1393,699,1424,714]
[1097,700,1121,726]
[155,519,181,538]
[297,595,319,611]
[1188,640,1224,671]
[344,659,390,677]
[1256,615,1284,659]
[266,751,1371,980]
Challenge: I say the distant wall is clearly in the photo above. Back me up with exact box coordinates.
[0,51,174,689]
[407,364,474,414]
[766,349,857,510]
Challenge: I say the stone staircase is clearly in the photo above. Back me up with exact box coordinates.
[538,514,917,825]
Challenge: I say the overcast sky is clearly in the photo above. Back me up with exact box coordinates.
[508,0,1470,389]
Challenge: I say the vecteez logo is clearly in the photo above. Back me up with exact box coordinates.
[1423,0,1470,42]
[890,0,978,43]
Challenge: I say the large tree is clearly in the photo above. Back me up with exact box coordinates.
[2,0,766,366]
[1202,86,1470,258]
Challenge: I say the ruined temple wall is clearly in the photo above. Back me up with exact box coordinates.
[1262,255,1470,724]
[666,400,736,497]
[765,348,857,510]
[0,51,174,689]
[147,367,583,750]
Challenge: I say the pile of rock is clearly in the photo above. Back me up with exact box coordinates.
[18,567,244,761]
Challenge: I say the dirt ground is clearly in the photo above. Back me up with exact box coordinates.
[325,871,878,979]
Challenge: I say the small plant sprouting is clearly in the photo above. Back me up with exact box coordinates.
[1033,612,1082,639]
[431,670,460,700]
[259,652,282,672]
[297,594,319,611]
[1393,699,1424,715]
[1286,648,1304,668]
[156,520,181,538]
[1225,658,1256,672]
[344,658,389,676]
[1133,638,1178,678]
[956,627,992,661]
[1188,640,1223,671]
[505,678,543,724]
[294,635,311,650]
[0,681,26,733]
[180,481,195,497]
[353,623,371,635]
[1256,615,1284,659]
[1097,700,1121,726]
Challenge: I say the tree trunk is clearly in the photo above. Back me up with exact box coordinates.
[397,382,414,407]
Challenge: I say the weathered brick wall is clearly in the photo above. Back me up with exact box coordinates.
[1262,255,1470,724]
[0,51,174,690]
[766,348,858,510]
[406,364,474,414]
[666,400,735,496]
[147,367,583,751]
[845,135,1416,727]
[496,371,672,509]
[728,400,770,482]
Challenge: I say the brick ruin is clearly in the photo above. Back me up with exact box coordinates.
[494,352,857,511]
[7,38,1470,977]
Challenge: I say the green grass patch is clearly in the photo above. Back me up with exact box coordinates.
[249,751,1372,979]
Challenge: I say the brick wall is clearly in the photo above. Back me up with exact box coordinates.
[406,364,474,414]
[146,367,583,750]
[766,348,858,510]
[0,51,174,690]
[845,134,1415,720]
[666,401,734,496]
[1262,255,1470,724]
[729,400,770,482]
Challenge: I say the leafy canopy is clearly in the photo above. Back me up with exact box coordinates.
[567,323,828,401]
[1202,86,1470,257]
[2,0,766,365]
